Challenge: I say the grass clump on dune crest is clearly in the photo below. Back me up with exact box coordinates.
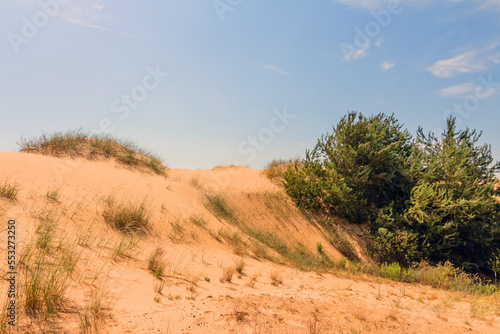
[17,129,167,176]
[263,157,300,182]
[102,196,151,235]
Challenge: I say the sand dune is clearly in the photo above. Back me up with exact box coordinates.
[1,151,499,333]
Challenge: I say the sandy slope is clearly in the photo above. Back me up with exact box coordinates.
[0,151,499,333]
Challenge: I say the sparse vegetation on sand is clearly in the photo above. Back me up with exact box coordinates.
[0,178,19,200]
[102,196,151,234]
[270,269,283,286]
[203,193,238,224]
[18,221,77,321]
[45,188,61,202]
[78,289,110,334]
[327,228,358,262]
[246,228,329,271]
[148,247,166,279]
[17,129,167,175]
[220,267,236,283]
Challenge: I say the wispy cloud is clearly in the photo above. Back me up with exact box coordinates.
[262,64,290,75]
[439,81,500,98]
[381,61,395,72]
[427,50,487,78]
[59,15,150,39]
[438,82,476,97]
[342,43,370,62]
[352,44,370,59]
[335,0,500,11]
[478,0,500,10]
[334,0,429,10]
[56,3,150,39]
[489,53,500,64]
[427,42,499,78]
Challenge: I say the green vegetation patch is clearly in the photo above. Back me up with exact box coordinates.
[17,129,167,176]
[284,111,500,275]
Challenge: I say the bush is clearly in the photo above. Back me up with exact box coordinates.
[284,112,414,224]
[405,118,500,271]
[367,228,421,267]
[285,111,500,274]
[379,262,404,281]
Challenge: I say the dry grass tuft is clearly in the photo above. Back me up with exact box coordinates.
[307,314,331,334]
[270,269,283,286]
[148,247,166,279]
[102,196,151,234]
[204,193,238,224]
[0,178,20,200]
[78,290,110,334]
[236,259,246,275]
[220,267,236,283]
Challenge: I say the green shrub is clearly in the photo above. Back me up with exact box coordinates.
[116,149,139,166]
[284,111,500,275]
[366,228,421,267]
[405,118,500,271]
[379,262,404,281]
[284,112,414,224]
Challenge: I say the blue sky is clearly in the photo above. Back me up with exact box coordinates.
[1,0,499,169]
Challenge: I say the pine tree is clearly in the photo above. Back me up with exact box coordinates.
[405,117,500,271]
[284,112,414,224]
